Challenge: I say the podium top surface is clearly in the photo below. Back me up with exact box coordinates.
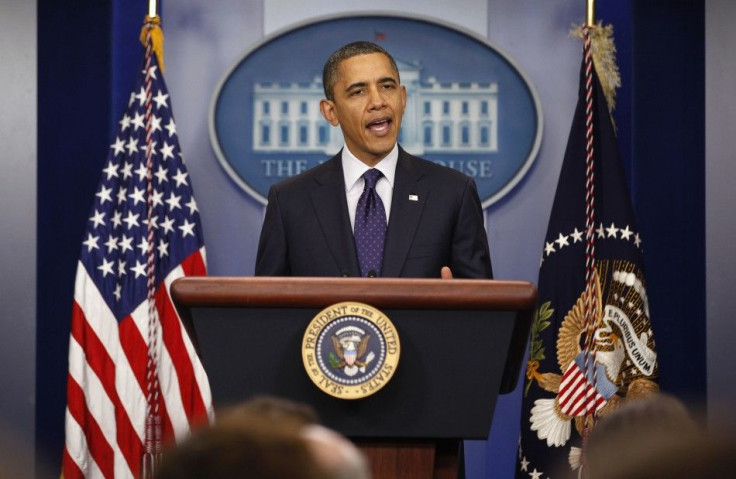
[170,276,537,311]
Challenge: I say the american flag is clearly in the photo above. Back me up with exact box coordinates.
[62,46,212,478]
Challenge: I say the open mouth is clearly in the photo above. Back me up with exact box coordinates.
[366,118,392,134]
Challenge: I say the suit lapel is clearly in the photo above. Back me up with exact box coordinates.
[382,150,429,277]
[310,155,361,276]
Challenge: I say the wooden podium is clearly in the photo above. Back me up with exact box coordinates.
[171,277,536,479]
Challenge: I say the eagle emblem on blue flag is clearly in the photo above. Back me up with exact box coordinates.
[527,263,658,452]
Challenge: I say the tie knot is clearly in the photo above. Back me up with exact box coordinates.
[363,169,383,189]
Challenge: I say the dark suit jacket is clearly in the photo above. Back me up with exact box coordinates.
[255,147,493,278]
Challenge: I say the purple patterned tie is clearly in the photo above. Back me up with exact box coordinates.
[354,169,387,277]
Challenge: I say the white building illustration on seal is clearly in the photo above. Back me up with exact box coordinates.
[252,58,499,155]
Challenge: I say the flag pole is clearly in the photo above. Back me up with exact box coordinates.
[142,6,161,478]
[580,5,599,479]
[586,0,595,26]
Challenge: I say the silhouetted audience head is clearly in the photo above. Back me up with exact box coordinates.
[155,415,323,479]
[302,424,370,479]
[217,395,319,431]
[583,393,736,479]
[155,396,370,479]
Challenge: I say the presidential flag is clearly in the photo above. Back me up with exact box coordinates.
[63,25,212,478]
[517,26,659,478]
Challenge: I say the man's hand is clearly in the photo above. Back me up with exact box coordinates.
[441,266,453,279]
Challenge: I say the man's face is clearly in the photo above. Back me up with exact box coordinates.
[320,53,406,166]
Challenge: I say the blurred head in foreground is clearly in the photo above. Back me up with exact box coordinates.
[583,393,736,479]
[156,396,370,479]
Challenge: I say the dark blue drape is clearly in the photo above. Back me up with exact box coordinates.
[631,0,706,401]
[36,0,150,469]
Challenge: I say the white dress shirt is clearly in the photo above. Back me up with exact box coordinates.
[342,144,398,231]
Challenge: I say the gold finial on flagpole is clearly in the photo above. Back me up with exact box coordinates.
[586,0,596,27]
[140,0,165,74]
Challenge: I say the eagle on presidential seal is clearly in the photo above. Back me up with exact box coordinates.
[329,326,374,377]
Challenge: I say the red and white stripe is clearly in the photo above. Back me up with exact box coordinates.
[558,362,606,418]
[63,248,212,478]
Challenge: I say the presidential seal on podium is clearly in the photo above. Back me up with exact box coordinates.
[302,302,400,399]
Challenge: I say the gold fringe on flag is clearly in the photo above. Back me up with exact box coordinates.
[140,15,165,74]
[571,22,620,114]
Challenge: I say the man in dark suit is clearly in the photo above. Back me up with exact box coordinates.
[255,41,492,279]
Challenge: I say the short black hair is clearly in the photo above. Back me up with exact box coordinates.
[322,41,400,101]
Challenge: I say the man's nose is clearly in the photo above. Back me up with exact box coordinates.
[367,86,386,109]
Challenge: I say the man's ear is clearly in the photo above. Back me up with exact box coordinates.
[320,99,339,127]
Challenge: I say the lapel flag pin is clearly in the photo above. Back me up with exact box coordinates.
[409,194,419,201]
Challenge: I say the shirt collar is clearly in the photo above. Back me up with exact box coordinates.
[342,144,399,192]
